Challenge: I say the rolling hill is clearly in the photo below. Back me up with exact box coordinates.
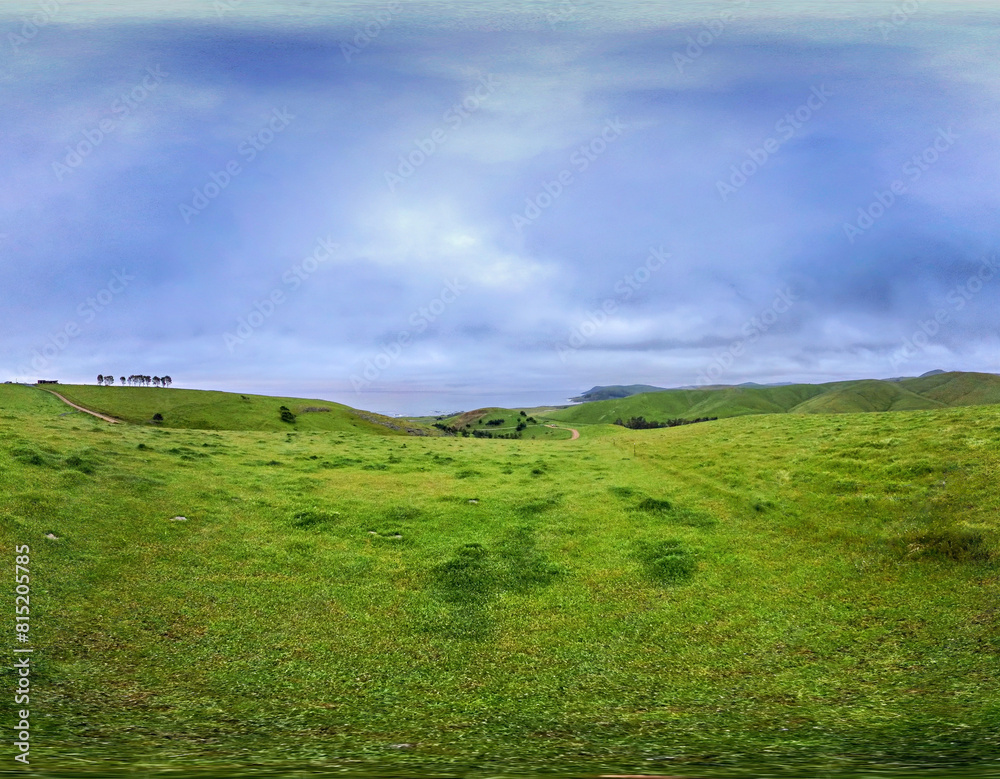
[570,384,669,402]
[33,384,440,436]
[545,371,1000,426]
[1,376,998,773]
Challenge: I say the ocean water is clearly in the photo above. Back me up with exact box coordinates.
[196,383,584,417]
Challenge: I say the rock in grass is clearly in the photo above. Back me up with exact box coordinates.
[170,516,188,522]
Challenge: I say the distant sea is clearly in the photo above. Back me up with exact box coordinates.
[198,382,583,417]
[324,388,582,417]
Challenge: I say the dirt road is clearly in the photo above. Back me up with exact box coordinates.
[545,424,580,440]
[42,389,121,424]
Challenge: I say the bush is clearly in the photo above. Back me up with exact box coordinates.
[152,413,164,422]
[280,407,296,424]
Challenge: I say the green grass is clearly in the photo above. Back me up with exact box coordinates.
[543,371,1000,426]
[1,382,999,775]
[431,407,574,440]
[43,384,439,436]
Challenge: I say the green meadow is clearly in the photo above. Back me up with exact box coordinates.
[546,371,1000,426]
[1,382,999,776]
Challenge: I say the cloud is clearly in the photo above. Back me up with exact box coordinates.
[2,5,999,411]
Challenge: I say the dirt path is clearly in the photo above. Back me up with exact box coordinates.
[545,424,580,440]
[41,389,121,424]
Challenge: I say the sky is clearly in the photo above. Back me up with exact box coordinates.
[2,0,999,415]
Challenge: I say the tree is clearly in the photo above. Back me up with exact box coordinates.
[162,376,172,388]
[97,375,104,385]
[153,377,161,387]
[120,377,125,385]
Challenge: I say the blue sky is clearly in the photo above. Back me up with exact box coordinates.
[2,1,999,414]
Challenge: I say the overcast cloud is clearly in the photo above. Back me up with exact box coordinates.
[2,1,998,414]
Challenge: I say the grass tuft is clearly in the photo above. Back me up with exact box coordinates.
[637,538,698,584]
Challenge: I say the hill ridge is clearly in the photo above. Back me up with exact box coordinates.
[547,371,1000,426]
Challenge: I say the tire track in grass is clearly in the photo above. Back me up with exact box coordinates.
[39,389,122,424]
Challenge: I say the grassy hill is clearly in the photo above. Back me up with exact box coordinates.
[546,371,1000,426]
[0,381,998,774]
[436,407,574,440]
[570,383,668,402]
[39,383,439,436]
[898,370,1000,406]
[789,379,947,414]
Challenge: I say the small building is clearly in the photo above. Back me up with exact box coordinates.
[36,380,59,385]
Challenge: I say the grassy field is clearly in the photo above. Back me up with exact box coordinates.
[43,384,439,436]
[1,383,999,776]
[544,371,1000,426]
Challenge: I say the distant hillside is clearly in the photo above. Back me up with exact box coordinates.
[43,384,440,436]
[441,407,510,428]
[570,384,667,402]
[546,372,1000,426]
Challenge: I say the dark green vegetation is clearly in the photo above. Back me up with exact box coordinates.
[433,408,569,440]
[549,371,1000,426]
[614,415,718,430]
[570,383,669,402]
[1,382,999,776]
